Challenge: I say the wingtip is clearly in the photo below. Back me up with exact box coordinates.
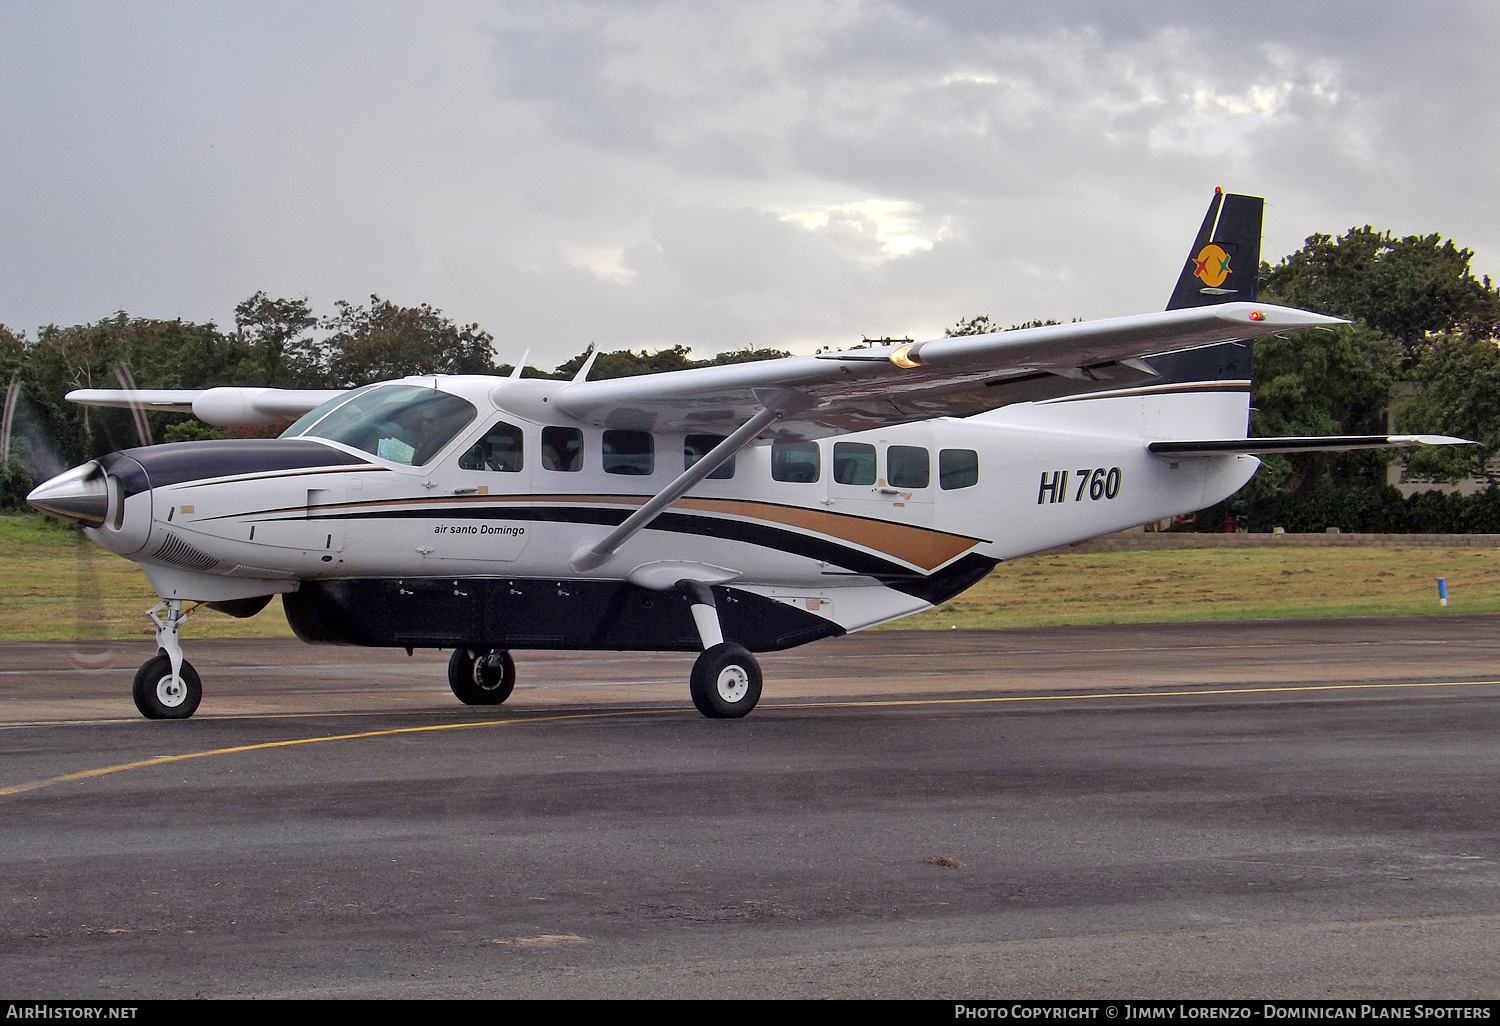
[1215,303,1347,329]
[1390,434,1476,446]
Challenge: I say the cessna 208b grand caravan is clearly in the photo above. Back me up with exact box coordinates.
[28,190,1465,720]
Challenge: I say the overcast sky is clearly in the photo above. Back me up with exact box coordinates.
[2,1,1496,367]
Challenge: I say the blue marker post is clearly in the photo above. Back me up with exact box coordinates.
[1438,578,1449,607]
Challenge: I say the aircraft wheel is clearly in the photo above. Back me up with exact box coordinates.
[132,653,202,720]
[448,648,516,705]
[689,643,762,719]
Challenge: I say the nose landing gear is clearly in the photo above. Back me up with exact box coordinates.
[133,599,201,719]
[132,653,202,719]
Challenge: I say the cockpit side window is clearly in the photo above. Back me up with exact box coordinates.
[288,384,477,466]
[459,421,524,472]
[542,426,584,473]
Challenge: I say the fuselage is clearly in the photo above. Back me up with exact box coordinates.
[71,374,1258,651]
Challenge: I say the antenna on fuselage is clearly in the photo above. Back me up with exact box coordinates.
[572,345,600,383]
[510,349,531,380]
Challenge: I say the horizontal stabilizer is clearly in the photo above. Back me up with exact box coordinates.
[1148,434,1472,457]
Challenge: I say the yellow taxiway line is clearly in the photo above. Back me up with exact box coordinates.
[785,678,1500,710]
[3,678,1498,800]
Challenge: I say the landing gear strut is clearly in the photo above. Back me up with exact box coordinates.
[133,599,201,719]
[680,579,762,718]
[448,648,516,705]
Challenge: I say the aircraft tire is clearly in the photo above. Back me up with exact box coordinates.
[131,653,202,720]
[689,643,762,719]
[448,648,516,705]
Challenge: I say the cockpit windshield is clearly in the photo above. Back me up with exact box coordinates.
[279,385,375,438]
[282,384,477,466]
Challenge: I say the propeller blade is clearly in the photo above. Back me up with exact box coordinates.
[112,360,152,447]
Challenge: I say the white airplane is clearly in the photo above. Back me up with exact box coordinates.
[27,191,1465,720]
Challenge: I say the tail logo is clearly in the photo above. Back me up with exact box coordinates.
[1192,244,1232,288]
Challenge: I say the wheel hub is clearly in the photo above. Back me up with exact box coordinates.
[155,674,187,708]
[471,651,505,691]
[715,665,750,703]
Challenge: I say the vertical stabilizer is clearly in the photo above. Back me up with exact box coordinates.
[983,189,1268,440]
[1144,188,1264,391]
[1165,189,1263,310]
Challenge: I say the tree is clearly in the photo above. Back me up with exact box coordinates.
[552,344,697,380]
[704,346,793,366]
[5,313,251,478]
[234,292,319,386]
[946,315,997,337]
[0,324,31,508]
[945,315,1065,337]
[1246,225,1500,498]
[0,323,23,378]
[1261,228,1500,355]
[1248,323,1402,492]
[1396,332,1500,482]
[321,296,497,387]
[550,344,792,380]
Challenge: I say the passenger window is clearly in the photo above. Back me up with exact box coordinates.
[603,430,654,475]
[940,448,980,490]
[771,441,821,483]
[887,445,930,489]
[685,434,735,480]
[542,426,583,473]
[459,420,524,472]
[833,442,876,485]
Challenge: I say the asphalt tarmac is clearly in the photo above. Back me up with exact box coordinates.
[3,617,1499,998]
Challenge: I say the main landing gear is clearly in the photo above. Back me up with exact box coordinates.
[689,642,762,718]
[439,583,765,719]
[133,599,201,719]
[448,648,517,705]
[680,579,762,719]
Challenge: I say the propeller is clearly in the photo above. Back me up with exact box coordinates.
[4,365,155,670]
[0,374,19,461]
[112,360,152,447]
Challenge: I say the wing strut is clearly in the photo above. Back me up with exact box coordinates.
[569,391,811,573]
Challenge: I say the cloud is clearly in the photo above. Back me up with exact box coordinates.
[1,1,1497,369]
[779,200,943,260]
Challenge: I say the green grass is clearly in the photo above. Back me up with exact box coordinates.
[1,514,1494,640]
[0,514,294,641]
[894,545,1500,629]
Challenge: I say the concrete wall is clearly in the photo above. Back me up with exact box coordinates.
[1048,530,1500,554]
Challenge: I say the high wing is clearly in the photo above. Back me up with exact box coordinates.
[62,303,1339,435]
[550,302,1341,437]
[64,386,344,426]
[63,303,1338,435]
